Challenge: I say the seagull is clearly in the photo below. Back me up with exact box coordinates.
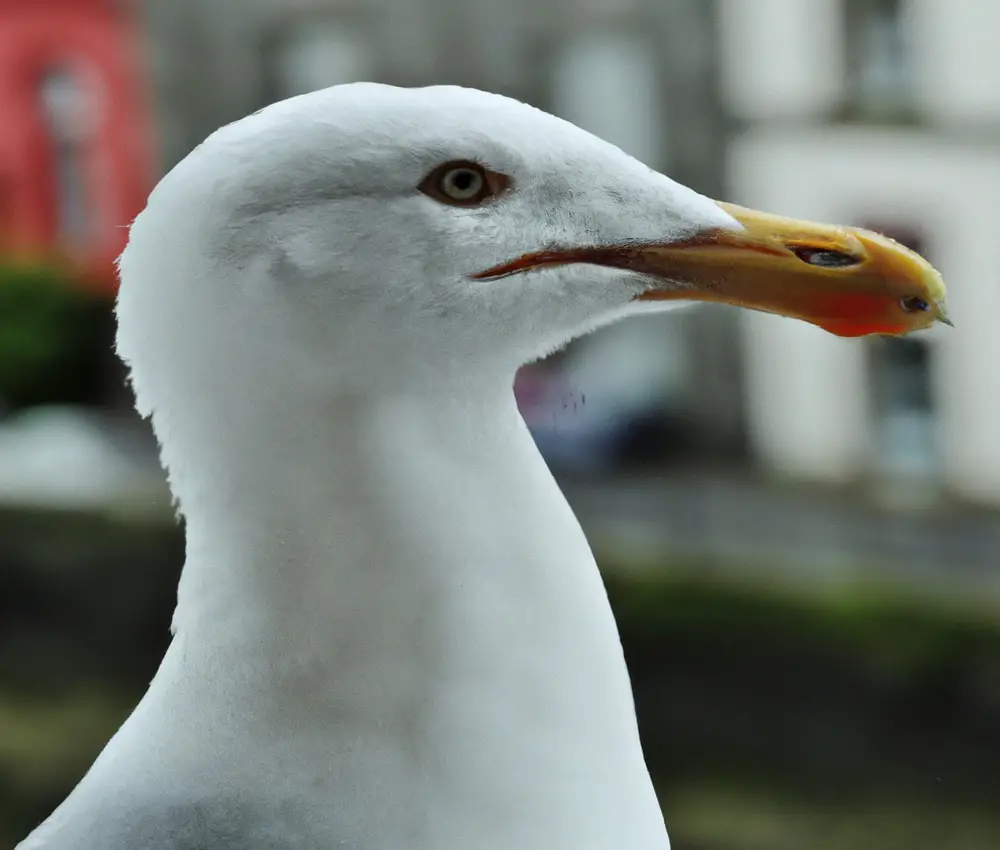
[19,83,948,850]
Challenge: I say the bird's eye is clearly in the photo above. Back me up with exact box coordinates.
[900,295,931,313]
[419,161,509,206]
[442,167,484,200]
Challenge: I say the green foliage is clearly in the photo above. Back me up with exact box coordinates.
[604,561,1000,680]
[0,263,112,408]
[661,782,1000,850]
[602,558,1000,816]
[0,689,131,850]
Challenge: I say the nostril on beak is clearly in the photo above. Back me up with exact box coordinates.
[790,246,862,268]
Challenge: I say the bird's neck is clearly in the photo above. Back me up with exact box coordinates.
[142,383,667,847]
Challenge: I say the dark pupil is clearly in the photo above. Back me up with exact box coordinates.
[451,170,476,192]
[791,247,861,268]
[901,296,930,313]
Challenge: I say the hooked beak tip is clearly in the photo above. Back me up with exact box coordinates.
[935,298,954,328]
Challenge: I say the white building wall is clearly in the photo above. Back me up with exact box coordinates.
[740,309,870,483]
[719,0,1000,126]
[908,0,1000,124]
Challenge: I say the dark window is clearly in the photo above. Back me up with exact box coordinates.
[39,68,93,251]
[865,224,939,478]
[844,0,914,119]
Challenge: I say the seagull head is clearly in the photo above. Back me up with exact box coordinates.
[118,82,948,406]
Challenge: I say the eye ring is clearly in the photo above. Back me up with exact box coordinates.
[419,160,510,207]
[900,295,931,313]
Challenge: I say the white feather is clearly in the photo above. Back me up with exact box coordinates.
[20,83,740,850]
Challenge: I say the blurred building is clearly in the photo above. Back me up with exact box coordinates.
[138,0,1000,510]
[0,0,152,290]
[720,0,1000,507]
[7,0,1000,566]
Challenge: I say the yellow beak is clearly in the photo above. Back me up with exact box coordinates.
[634,201,950,337]
[475,201,950,338]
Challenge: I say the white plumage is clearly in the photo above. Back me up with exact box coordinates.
[19,83,751,850]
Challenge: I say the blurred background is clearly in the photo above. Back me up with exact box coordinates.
[1,0,999,848]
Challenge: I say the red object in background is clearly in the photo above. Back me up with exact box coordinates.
[0,0,153,293]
